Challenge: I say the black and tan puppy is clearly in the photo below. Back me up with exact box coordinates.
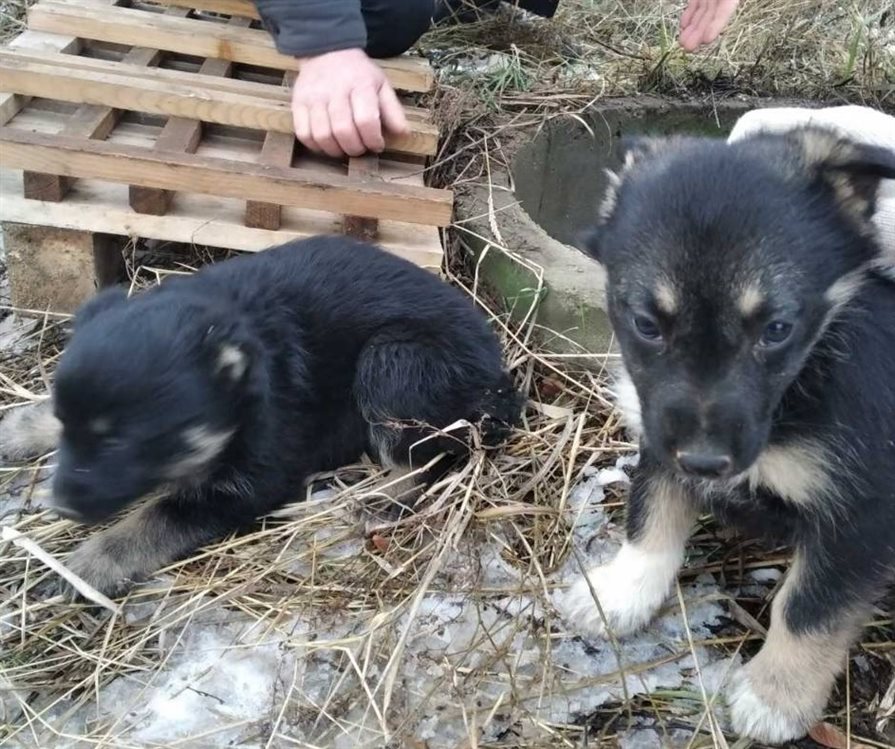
[0,236,521,598]
[557,128,895,742]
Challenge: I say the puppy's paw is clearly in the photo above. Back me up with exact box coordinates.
[555,543,678,639]
[0,400,61,463]
[727,662,818,744]
[55,537,142,601]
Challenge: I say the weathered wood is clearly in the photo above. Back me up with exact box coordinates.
[130,15,250,215]
[244,71,296,229]
[0,50,439,157]
[343,155,381,241]
[0,170,444,270]
[24,45,166,202]
[0,31,82,126]
[0,47,434,125]
[145,0,262,20]
[0,128,454,226]
[27,1,435,92]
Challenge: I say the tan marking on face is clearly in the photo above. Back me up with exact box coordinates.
[737,283,765,317]
[728,554,865,742]
[216,344,247,381]
[746,440,838,515]
[89,417,111,435]
[165,425,234,479]
[653,280,678,316]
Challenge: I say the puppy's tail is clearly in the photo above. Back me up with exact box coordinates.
[476,371,524,449]
[0,399,61,463]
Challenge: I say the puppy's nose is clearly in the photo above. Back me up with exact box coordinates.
[677,451,732,478]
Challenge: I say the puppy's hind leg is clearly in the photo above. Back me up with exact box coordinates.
[557,458,698,639]
[355,335,490,509]
[0,399,61,462]
[59,488,255,599]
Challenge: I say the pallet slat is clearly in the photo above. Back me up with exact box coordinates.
[0,50,438,157]
[24,28,171,202]
[0,32,82,126]
[245,72,296,230]
[344,155,382,241]
[147,0,262,20]
[0,128,453,226]
[0,48,433,123]
[130,13,251,214]
[27,1,434,93]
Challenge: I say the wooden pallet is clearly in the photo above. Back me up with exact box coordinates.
[0,0,451,312]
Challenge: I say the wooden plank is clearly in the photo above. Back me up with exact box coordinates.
[0,31,81,126]
[0,172,444,271]
[24,45,166,201]
[0,51,439,157]
[0,129,454,226]
[131,15,251,215]
[243,131,296,229]
[0,48,435,125]
[27,2,435,93]
[244,70,295,229]
[343,155,381,241]
[23,106,118,200]
[146,0,261,20]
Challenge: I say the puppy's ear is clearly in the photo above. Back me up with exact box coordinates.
[202,322,254,387]
[788,126,895,224]
[74,286,128,328]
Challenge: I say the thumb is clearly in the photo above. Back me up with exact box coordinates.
[378,83,409,136]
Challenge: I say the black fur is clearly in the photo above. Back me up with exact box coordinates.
[582,126,895,740]
[31,236,522,590]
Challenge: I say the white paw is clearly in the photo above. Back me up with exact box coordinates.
[556,542,679,639]
[0,400,60,462]
[727,665,817,744]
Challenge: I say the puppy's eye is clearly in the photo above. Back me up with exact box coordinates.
[760,320,793,347]
[633,314,662,341]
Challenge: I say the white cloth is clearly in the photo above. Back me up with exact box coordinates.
[727,105,895,260]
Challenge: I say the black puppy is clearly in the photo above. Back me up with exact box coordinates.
[0,236,521,597]
[557,127,895,743]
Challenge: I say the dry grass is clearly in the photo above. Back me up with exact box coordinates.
[2,240,893,748]
[1,0,894,747]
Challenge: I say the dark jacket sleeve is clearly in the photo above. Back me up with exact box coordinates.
[253,0,367,58]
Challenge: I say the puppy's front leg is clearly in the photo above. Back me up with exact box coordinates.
[728,549,867,743]
[0,399,61,462]
[60,491,250,599]
[559,463,697,638]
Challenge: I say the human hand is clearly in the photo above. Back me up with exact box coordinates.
[679,0,739,52]
[292,48,409,158]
